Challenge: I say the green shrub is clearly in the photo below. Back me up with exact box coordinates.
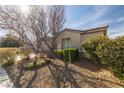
[36,58,46,65]
[56,50,64,58]
[96,39,113,64]
[63,48,79,62]
[56,48,79,62]
[24,58,46,69]
[82,36,124,79]
[24,61,35,69]
[96,36,124,79]
[82,36,109,64]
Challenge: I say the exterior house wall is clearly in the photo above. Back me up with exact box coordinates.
[57,27,107,50]
[57,30,81,50]
[81,31,105,44]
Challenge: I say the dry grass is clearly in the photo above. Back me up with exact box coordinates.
[0,47,30,61]
[0,48,19,56]
[0,48,19,66]
[0,47,18,53]
[0,47,18,51]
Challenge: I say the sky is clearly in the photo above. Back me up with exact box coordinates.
[0,5,124,38]
[65,5,124,38]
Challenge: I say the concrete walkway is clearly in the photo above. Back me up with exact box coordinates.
[0,67,13,88]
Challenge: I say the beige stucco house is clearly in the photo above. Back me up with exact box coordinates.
[57,25,108,50]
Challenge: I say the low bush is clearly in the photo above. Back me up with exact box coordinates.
[24,58,46,69]
[56,48,79,62]
[82,36,109,64]
[24,62,35,69]
[56,50,64,58]
[63,48,79,62]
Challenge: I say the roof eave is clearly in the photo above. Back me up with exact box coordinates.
[80,25,109,34]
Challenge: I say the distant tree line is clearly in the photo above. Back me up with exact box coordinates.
[0,34,23,47]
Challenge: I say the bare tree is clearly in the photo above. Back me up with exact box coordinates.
[0,5,65,54]
[48,6,65,52]
[0,6,37,51]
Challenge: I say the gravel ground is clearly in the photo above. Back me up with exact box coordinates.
[3,58,124,88]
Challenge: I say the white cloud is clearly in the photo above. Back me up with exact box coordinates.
[66,6,124,38]
[89,19,113,28]
[109,23,124,38]
[67,6,110,29]
[116,17,124,23]
[91,6,109,21]
[109,32,124,38]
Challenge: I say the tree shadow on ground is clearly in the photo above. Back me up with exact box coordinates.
[14,60,50,88]
[3,59,38,88]
[25,69,37,88]
[13,68,24,87]
[3,64,24,87]
[47,59,124,88]
[3,58,124,88]
[47,62,80,88]
[73,57,108,72]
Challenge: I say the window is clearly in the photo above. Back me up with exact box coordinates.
[62,38,71,49]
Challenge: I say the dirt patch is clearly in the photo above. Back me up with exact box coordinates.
[3,57,124,88]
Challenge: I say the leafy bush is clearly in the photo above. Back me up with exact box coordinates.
[82,36,124,79]
[63,48,79,62]
[96,36,124,79]
[56,48,79,62]
[24,62,35,69]
[56,50,64,58]
[24,58,46,69]
[0,48,18,67]
[96,39,113,64]
[82,36,109,63]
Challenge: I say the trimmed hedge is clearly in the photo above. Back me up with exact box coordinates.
[56,50,64,58]
[56,48,79,62]
[82,36,109,64]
